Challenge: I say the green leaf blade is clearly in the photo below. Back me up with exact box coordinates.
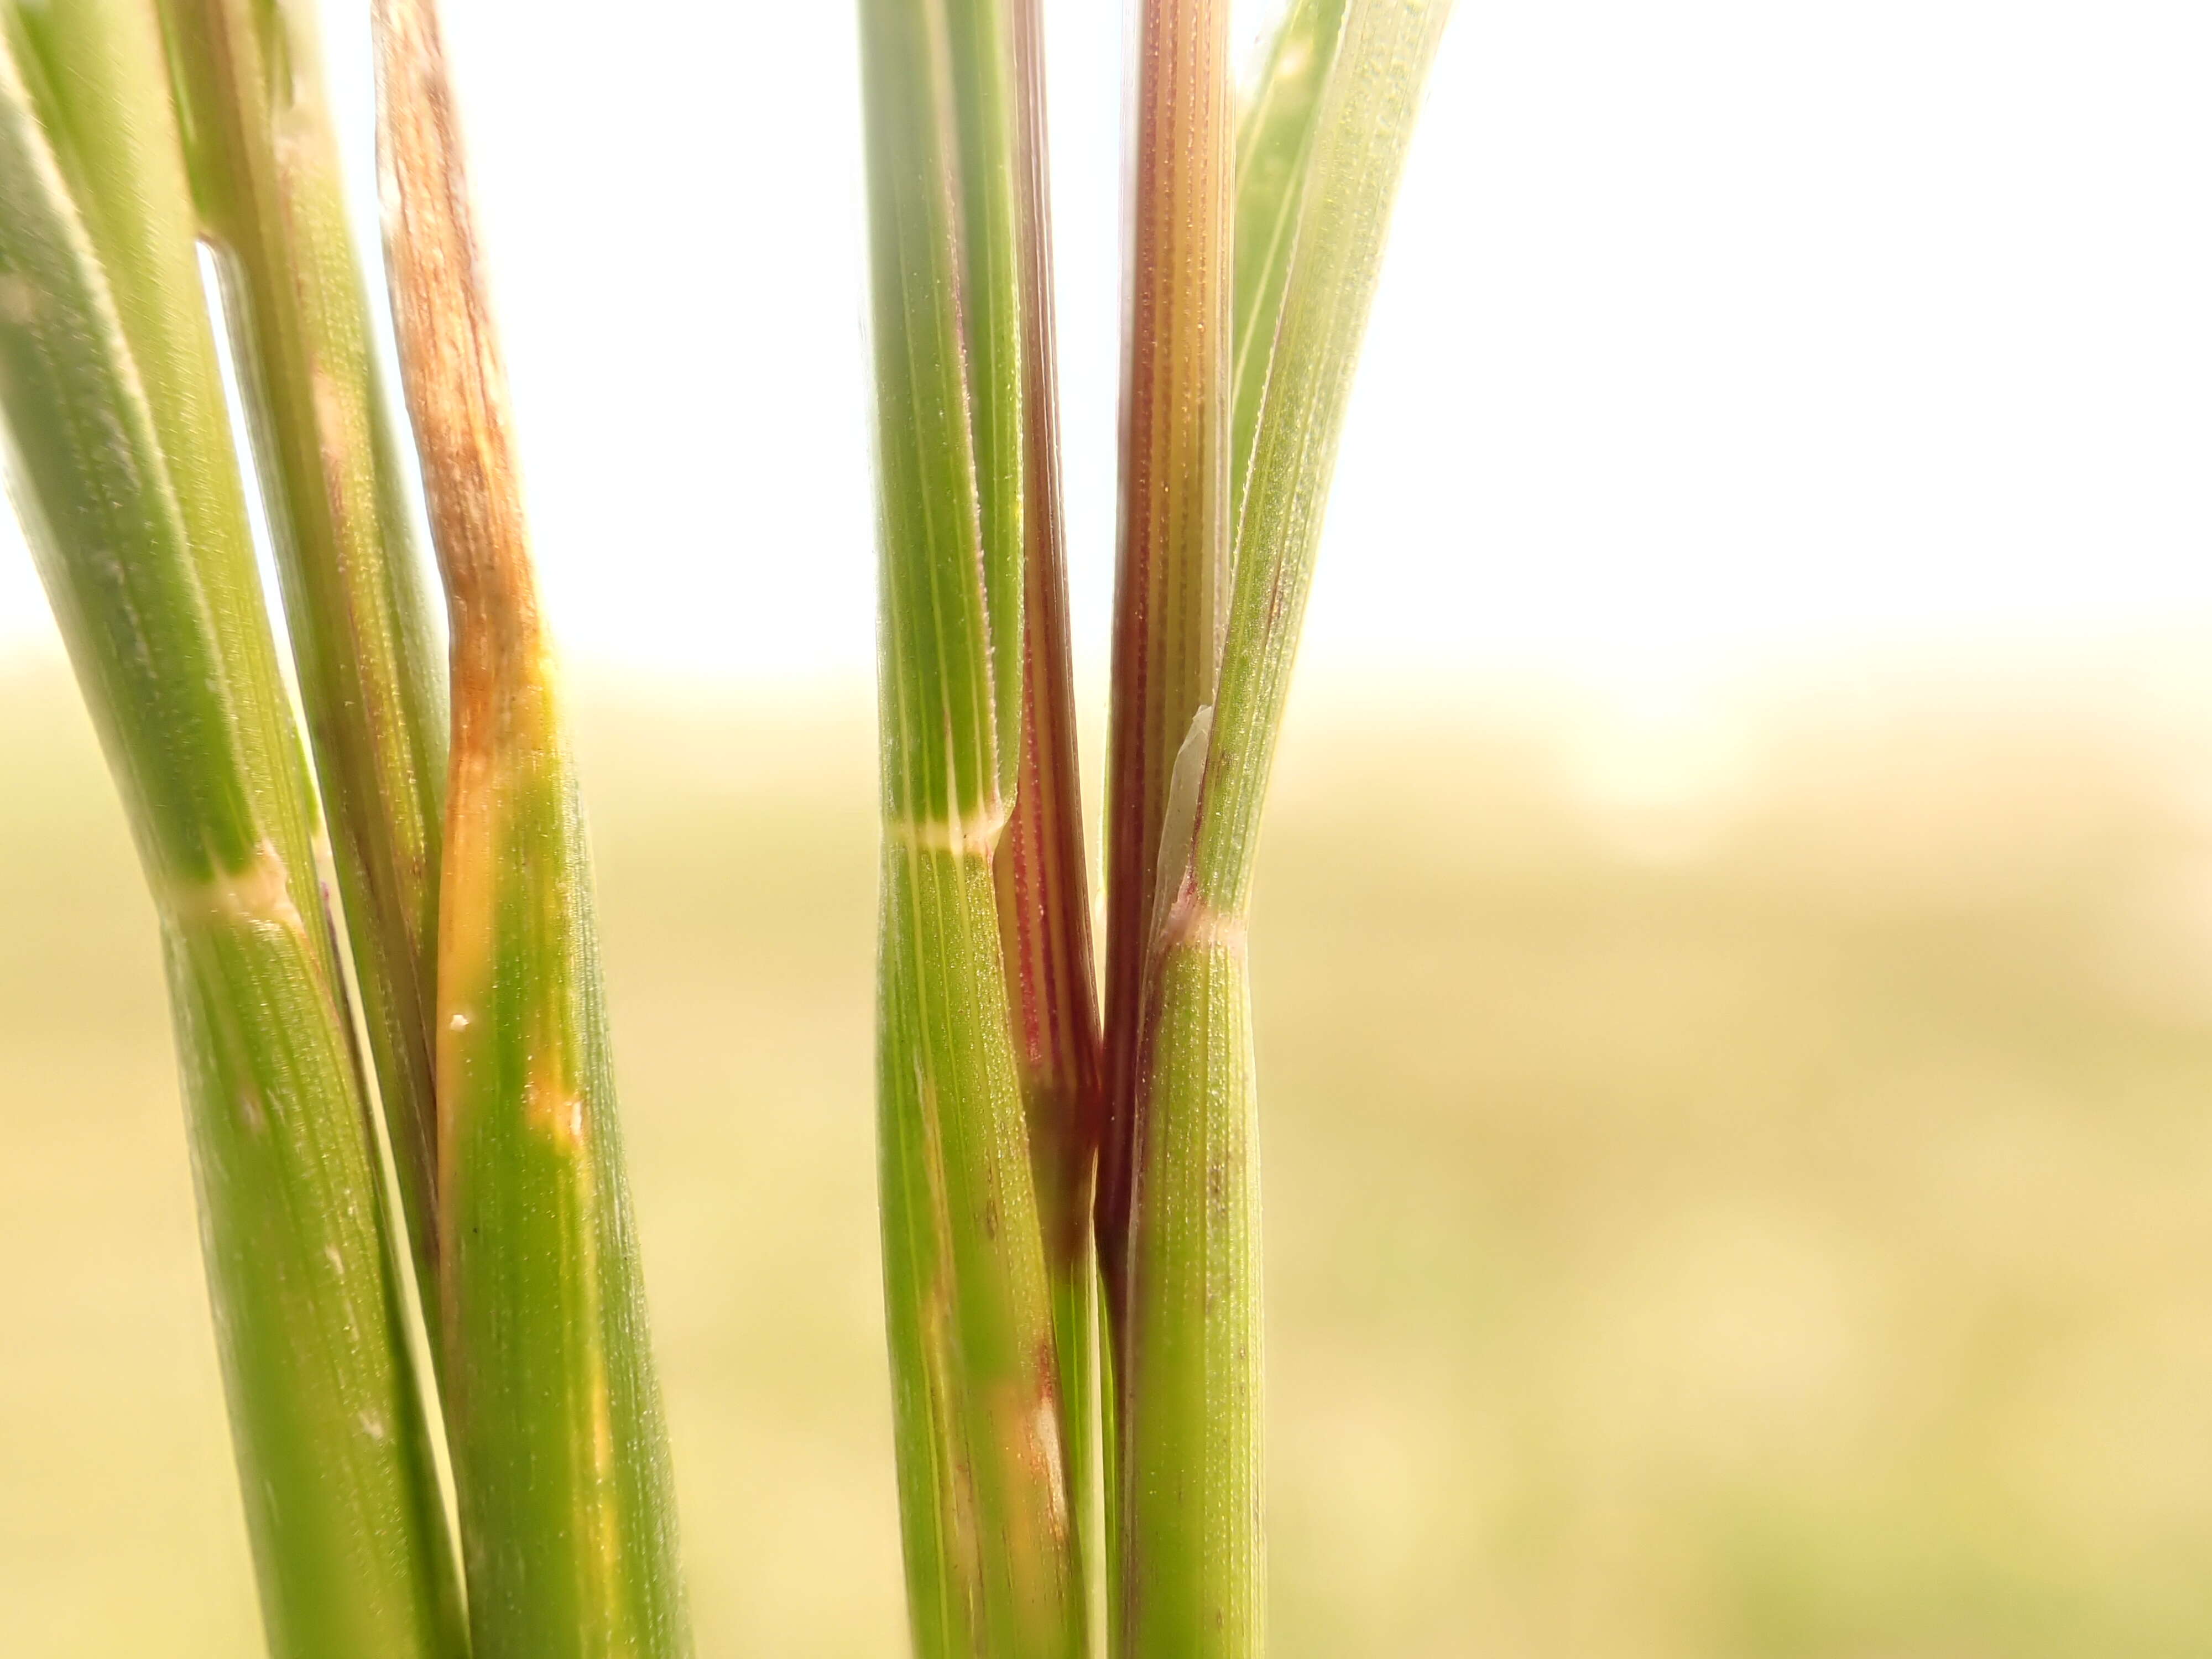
[1197,0,1455,915]
[1230,0,1349,520]
[862,0,1007,831]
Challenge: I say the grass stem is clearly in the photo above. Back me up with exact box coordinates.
[374,0,689,1650]
[862,0,1086,1649]
[163,0,451,1324]
[1112,2,1453,1650]
[0,4,464,1650]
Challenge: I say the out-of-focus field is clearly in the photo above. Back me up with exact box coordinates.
[8,665,2212,1656]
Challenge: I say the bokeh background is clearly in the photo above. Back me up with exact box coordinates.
[5,0,2212,1653]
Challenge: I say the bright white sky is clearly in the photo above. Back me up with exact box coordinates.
[3,0,2209,721]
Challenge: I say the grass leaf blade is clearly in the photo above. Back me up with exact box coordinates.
[1199,0,1453,910]
[1230,0,1349,519]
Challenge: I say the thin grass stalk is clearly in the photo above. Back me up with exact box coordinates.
[945,0,1027,813]
[162,0,451,1318]
[1115,1,1453,1651]
[373,1,687,1651]
[0,5,462,1652]
[993,0,1107,1641]
[1093,0,1233,1644]
[860,0,1083,1650]
[1095,0,1234,1319]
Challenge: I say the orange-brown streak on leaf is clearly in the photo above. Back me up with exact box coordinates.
[371,0,543,756]
[1097,0,1232,1317]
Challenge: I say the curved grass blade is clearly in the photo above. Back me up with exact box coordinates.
[1201,0,1454,905]
[373,1,688,1651]
[163,0,451,1319]
[0,6,464,1653]
[1117,2,1455,1651]
[861,0,1084,1650]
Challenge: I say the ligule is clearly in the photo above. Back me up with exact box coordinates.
[373,0,688,1653]
[0,5,463,1655]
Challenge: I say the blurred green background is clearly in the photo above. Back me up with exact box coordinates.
[7,665,2212,1656]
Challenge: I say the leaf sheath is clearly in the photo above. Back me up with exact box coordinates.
[1115,917,1260,1654]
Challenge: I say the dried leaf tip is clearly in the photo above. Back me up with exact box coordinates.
[371,0,540,675]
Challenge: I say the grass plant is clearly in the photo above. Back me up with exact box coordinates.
[0,3,461,1651]
[861,0,1453,1651]
[0,0,1449,1648]
[1,0,684,1649]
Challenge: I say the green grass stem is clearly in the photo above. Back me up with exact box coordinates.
[1096,0,1235,1314]
[862,0,1086,1650]
[163,0,451,1320]
[373,1,688,1651]
[0,4,464,1652]
[1114,1,1453,1651]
